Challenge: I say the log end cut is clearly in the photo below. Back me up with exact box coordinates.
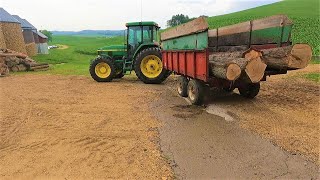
[226,63,242,81]
[288,44,313,69]
[245,57,267,83]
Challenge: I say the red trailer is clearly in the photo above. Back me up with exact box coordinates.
[160,16,303,105]
[162,49,264,105]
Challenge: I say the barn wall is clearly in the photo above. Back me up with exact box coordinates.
[22,30,35,44]
[39,37,47,43]
[33,32,39,43]
[1,22,27,53]
[0,23,6,49]
[38,43,49,54]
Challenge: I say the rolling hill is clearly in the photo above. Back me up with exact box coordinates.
[206,0,320,55]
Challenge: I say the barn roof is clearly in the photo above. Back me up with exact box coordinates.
[33,30,48,39]
[23,19,37,30]
[0,8,20,23]
[12,15,34,29]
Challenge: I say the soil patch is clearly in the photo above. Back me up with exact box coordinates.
[0,75,172,179]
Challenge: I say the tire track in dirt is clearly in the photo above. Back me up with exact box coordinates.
[0,74,173,179]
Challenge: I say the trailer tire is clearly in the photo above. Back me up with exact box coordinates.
[223,87,235,92]
[134,47,169,84]
[177,76,188,97]
[238,83,260,98]
[187,79,204,105]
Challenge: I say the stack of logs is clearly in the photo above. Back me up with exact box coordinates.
[0,49,49,76]
[209,44,312,83]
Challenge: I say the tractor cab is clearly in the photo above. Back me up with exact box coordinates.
[90,21,169,84]
[125,22,160,60]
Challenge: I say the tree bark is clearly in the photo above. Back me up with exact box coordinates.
[261,44,312,70]
[209,49,266,83]
[209,58,247,81]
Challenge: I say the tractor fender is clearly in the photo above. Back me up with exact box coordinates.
[133,44,160,61]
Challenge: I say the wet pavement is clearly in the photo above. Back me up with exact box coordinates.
[151,88,319,179]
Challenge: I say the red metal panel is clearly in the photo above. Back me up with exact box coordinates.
[186,52,195,78]
[195,52,208,81]
[173,52,178,72]
[162,50,208,82]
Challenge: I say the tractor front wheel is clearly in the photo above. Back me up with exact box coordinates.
[89,57,116,82]
[134,47,169,84]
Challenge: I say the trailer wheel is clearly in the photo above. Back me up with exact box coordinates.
[187,79,204,105]
[177,76,188,97]
[223,87,235,92]
[238,83,260,98]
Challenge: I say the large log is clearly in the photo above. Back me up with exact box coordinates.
[209,58,247,81]
[261,44,312,70]
[209,49,266,83]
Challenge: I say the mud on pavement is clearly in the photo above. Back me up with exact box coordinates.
[151,65,319,179]
[152,86,319,179]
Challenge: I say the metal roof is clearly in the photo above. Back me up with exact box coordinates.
[0,8,20,23]
[23,18,37,30]
[32,30,48,39]
[12,15,33,29]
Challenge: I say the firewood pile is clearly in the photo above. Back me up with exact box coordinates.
[208,44,312,83]
[0,49,49,76]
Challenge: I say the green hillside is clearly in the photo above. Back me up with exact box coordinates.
[206,0,320,55]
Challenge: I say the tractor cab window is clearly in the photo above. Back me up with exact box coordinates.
[128,26,142,57]
[153,27,159,42]
[142,26,153,43]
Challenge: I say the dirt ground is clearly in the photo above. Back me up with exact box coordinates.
[0,64,319,178]
[0,75,172,179]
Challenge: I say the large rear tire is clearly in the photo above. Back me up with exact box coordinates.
[134,47,169,84]
[187,79,204,105]
[89,57,116,82]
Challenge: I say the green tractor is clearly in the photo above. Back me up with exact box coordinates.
[89,22,170,84]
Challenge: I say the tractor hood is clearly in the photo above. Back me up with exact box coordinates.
[98,45,126,52]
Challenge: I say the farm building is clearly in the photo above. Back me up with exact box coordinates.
[33,30,48,54]
[0,8,27,54]
[12,15,37,56]
[22,18,49,54]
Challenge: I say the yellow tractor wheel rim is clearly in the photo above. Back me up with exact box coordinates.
[95,62,111,78]
[140,55,163,78]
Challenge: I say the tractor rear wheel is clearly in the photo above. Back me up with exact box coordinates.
[134,47,169,84]
[89,57,116,82]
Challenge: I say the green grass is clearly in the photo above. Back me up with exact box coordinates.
[303,73,320,82]
[32,0,319,76]
[33,36,124,76]
[207,0,320,55]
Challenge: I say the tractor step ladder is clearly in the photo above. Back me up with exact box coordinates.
[123,60,133,74]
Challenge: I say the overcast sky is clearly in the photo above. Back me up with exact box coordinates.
[0,0,279,31]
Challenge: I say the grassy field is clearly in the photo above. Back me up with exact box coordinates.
[32,0,319,78]
[33,36,124,76]
[207,0,320,55]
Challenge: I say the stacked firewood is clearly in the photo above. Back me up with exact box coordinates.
[209,44,312,83]
[0,49,49,76]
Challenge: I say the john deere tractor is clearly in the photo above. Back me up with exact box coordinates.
[89,22,170,84]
